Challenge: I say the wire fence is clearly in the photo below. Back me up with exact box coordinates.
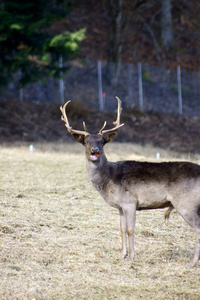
[2,59,200,117]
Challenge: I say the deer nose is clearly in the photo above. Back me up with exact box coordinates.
[91,147,99,154]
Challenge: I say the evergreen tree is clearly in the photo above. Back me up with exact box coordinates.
[0,0,85,88]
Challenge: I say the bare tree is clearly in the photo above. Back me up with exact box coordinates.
[107,0,124,86]
[160,0,174,49]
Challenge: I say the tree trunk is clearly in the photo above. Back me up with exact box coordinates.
[160,0,174,50]
[107,0,123,86]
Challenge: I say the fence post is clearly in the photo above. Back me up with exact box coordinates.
[177,65,183,115]
[97,60,103,111]
[138,62,144,111]
[59,55,64,104]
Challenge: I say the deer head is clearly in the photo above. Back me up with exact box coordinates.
[60,97,124,162]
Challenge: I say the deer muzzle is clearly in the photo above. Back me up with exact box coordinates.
[90,147,100,161]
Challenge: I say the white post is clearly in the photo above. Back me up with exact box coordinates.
[59,55,64,105]
[138,62,144,111]
[97,60,103,111]
[177,65,182,115]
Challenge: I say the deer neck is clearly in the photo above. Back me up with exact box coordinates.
[85,152,110,196]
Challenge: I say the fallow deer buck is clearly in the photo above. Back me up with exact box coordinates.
[60,97,200,267]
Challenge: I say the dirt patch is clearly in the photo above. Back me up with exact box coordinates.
[0,99,200,153]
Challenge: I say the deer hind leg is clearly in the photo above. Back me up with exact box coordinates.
[164,204,174,220]
[178,206,200,267]
[190,207,200,267]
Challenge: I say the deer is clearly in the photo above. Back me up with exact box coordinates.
[60,97,200,268]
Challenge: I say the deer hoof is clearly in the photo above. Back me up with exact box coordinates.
[129,253,135,261]
[121,251,128,259]
[189,260,197,269]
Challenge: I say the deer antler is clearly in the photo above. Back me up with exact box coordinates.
[99,96,124,135]
[60,101,89,136]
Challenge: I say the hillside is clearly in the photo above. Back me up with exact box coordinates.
[58,0,200,71]
[1,99,200,154]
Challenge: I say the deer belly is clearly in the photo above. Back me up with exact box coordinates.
[130,182,171,210]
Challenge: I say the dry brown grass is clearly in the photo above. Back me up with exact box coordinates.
[0,142,200,299]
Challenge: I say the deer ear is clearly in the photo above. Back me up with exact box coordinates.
[71,133,85,145]
[103,132,117,144]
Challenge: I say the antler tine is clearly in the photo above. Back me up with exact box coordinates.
[113,96,122,126]
[100,97,124,135]
[60,101,71,129]
[99,121,107,134]
[83,121,88,133]
[60,101,89,136]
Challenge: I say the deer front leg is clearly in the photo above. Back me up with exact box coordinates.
[119,209,128,258]
[124,203,136,260]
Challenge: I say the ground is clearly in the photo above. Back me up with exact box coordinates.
[0,142,200,299]
[0,99,200,154]
[1,99,200,298]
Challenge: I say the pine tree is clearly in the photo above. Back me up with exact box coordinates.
[0,0,85,88]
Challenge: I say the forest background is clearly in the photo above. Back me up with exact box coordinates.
[0,0,200,149]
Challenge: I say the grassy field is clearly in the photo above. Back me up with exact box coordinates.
[0,142,200,299]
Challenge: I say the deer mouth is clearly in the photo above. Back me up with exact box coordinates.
[90,150,100,161]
